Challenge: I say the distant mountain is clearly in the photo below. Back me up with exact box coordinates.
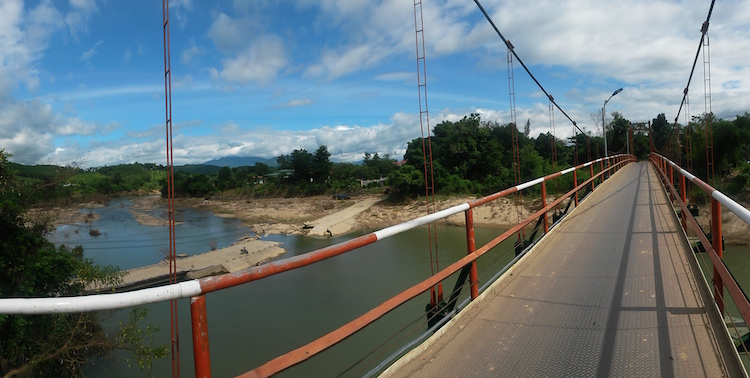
[203,156,278,168]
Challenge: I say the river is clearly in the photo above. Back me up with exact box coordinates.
[49,198,518,377]
[49,198,750,377]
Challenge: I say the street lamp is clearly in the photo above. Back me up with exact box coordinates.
[602,87,623,160]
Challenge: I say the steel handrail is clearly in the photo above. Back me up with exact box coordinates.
[238,154,635,377]
[0,154,629,314]
[649,153,750,324]
[0,154,636,377]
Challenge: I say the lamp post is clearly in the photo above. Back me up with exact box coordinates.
[602,87,623,160]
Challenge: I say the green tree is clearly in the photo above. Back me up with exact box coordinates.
[650,113,671,153]
[216,166,234,191]
[387,164,424,198]
[604,112,632,156]
[289,149,313,184]
[363,152,395,179]
[312,146,332,183]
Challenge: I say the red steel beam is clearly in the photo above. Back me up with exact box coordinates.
[465,209,479,300]
[191,295,211,378]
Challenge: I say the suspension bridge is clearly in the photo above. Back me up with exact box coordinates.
[3,0,750,377]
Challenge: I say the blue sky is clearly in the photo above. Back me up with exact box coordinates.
[2,0,749,167]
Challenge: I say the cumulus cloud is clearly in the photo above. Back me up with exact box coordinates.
[216,36,287,86]
[207,12,287,86]
[0,0,68,98]
[0,100,101,164]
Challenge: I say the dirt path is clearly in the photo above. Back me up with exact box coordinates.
[306,196,384,236]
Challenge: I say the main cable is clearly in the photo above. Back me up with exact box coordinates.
[472,0,586,137]
[658,0,716,154]
[673,0,716,125]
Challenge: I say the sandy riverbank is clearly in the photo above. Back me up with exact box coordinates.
[27,202,104,227]
[46,190,750,246]
[174,194,534,237]
[90,236,285,292]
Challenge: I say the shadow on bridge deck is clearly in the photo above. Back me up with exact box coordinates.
[383,161,744,377]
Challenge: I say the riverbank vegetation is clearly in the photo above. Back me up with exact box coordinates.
[7,112,750,207]
[0,150,167,377]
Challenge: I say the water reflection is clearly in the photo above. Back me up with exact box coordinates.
[47,197,252,270]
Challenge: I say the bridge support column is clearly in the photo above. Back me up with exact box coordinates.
[191,295,212,378]
[465,209,479,300]
[711,198,724,315]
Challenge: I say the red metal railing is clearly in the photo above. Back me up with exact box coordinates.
[193,154,636,377]
[0,155,637,377]
[649,153,750,355]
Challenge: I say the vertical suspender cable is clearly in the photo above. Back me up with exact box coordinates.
[471,0,594,164]
[507,45,524,238]
[685,94,695,205]
[702,27,715,187]
[162,1,180,376]
[413,0,442,305]
[549,99,558,211]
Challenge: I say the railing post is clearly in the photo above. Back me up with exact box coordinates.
[541,181,549,233]
[590,164,595,191]
[465,209,478,300]
[191,295,212,378]
[711,198,724,315]
[669,163,674,187]
[573,169,579,206]
[680,174,687,232]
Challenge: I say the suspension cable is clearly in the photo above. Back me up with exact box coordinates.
[472,0,586,138]
[672,0,716,125]
[659,0,716,155]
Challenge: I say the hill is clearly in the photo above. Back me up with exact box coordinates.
[174,164,222,175]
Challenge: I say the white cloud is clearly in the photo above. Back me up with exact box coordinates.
[181,43,201,65]
[207,12,287,86]
[276,98,314,109]
[80,40,103,65]
[208,12,255,54]
[65,0,98,40]
[0,0,67,98]
[0,100,101,164]
[216,36,287,86]
[305,43,390,80]
[123,48,131,62]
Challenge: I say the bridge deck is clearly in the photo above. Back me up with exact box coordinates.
[384,162,743,377]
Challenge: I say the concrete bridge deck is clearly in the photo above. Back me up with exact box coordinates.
[384,162,744,377]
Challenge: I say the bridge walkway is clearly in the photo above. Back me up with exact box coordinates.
[384,162,743,377]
